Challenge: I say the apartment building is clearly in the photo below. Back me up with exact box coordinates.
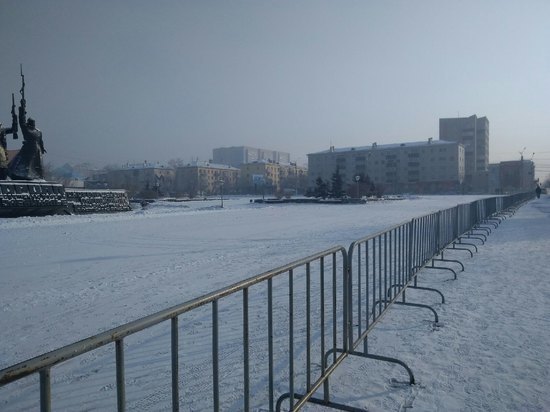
[174,161,239,197]
[239,161,281,193]
[308,139,465,194]
[213,146,291,167]
[278,163,309,194]
[105,162,175,198]
[439,115,489,188]
[489,159,535,194]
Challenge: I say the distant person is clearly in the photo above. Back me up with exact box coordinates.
[535,185,542,199]
[7,99,46,180]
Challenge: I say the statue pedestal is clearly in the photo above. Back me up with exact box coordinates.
[0,181,131,217]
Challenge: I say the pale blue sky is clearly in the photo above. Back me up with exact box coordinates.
[1,0,549,178]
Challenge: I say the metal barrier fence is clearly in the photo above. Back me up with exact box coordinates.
[1,247,348,412]
[0,193,534,411]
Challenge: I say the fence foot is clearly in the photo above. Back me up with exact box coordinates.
[462,233,486,244]
[432,257,464,272]
[452,241,477,255]
[483,219,499,228]
[473,225,491,236]
[424,264,457,280]
[392,301,439,324]
[276,392,367,412]
[350,350,415,385]
[387,284,445,304]
[407,285,445,304]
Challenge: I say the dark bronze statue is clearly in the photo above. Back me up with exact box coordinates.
[7,66,47,180]
[0,94,19,180]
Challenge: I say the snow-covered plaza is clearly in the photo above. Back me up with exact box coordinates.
[1,194,548,411]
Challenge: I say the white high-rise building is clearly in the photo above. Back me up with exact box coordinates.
[439,115,489,187]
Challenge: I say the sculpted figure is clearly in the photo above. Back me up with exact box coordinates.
[1,94,18,180]
[7,100,46,180]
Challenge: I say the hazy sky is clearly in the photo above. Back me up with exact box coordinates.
[1,0,549,178]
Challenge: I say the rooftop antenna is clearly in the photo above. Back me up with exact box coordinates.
[519,147,526,161]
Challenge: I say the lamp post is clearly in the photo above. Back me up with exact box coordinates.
[295,163,298,196]
[355,175,360,199]
[219,179,224,208]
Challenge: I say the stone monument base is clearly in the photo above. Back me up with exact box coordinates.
[0,181,131,217]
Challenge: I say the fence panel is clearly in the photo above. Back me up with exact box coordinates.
[1,247,348,412]
[347,221,411,350]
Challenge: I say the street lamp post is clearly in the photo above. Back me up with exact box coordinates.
[355,175,360,199]
[219,179,224,208]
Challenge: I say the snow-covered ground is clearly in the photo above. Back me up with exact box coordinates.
[1,194,548,411]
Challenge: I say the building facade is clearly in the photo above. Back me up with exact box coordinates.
[439,115,489,189]
[307,139,465,194]
[239,161,281,194]
[105,162,175,198]
[489,159,535,194]
[174,161,239,197]
[213,146,291,167]
[278,162,309,195]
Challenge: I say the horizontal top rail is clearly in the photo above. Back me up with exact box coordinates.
[347,220,410,254]
[0,245,347,386]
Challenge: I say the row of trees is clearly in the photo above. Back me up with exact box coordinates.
[308,167,383,199]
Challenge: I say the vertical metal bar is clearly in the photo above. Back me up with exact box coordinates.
[332,252,337,364]
[39,368,51,412]
[407,220,414,298]
[288,269,295,410]
[306,263,311,391]
[365,240,369,330]
[372,238,377,320]
[116,339,125,412]
[344,247,351,353]
[414,218,419,269]
[357,243,362,338]
[268,279,274,412]
[171,317,179,412]
[243,288,250,412]
[345,248,352,352]
[212,301,219,412]
[398,226,403,291]
[390,230,394,300]
[320,257,327,403]
[398,225,403,288]
[378,235,382,316]
[363,240,369,354]
[384,232,388,309]
[403,224,407,285]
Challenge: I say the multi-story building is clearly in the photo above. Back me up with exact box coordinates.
[105,162,175,198]
[307,139,465,194]
[213,146,290,167]
[278,162,309,195]
[239,161,282,194]
[174,161,239,197]
[489,159,535,194]
[439,115,489,189]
